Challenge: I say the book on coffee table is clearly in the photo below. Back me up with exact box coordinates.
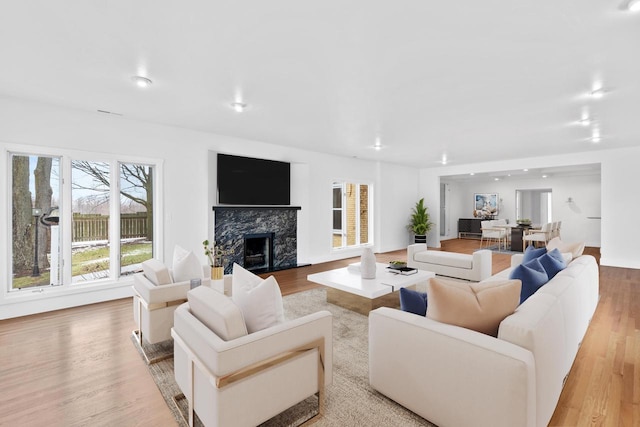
[386,267,417,276]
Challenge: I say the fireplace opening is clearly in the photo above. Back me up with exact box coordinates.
[244,233,275,272]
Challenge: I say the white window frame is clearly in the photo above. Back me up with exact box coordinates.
[2,143,164,301]
[331,181,373,251]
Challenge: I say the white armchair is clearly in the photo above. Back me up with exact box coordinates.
[523,222,553,248]
[132,258,210,364]
[172,286,333,427]
[480,220,508,250]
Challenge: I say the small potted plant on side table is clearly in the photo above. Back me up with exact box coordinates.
[203,239,225,280]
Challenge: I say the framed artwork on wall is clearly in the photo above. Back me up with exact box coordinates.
[474,193,499,218]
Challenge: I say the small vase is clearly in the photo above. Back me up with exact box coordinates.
[211,266,224,280]
[360,247,376,279]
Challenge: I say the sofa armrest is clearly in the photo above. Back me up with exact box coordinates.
[472,249,493,280]
[511,253,525,268]
[133,273,190,305]
[369,307,535,427]
[407,243,427,263]
[174,305,333,386]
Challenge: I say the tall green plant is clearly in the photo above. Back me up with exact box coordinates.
[408,198,433,235]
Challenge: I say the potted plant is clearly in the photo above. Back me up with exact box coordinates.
[408,198,434,244]
[203,239,225,280]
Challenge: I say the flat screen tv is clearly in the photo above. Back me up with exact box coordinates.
[217,154,291,205]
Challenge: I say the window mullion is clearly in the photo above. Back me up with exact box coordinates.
[355,184,361,246]
[61,156,73,286]
[110,162,120,279]
[341,184,347,247]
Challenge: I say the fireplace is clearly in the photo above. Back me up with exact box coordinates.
[213,206,301,274]
[244,233,275,272]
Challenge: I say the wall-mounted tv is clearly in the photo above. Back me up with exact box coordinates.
[217,154,291,205]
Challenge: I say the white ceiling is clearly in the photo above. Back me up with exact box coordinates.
[1,1,639,167]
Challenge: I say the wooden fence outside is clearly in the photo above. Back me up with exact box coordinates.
[72,213,148,242]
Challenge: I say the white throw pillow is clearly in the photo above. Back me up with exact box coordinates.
[141,258,172,285]
[172,245,202,282]
[188,286,247,341]
[546,237,585,259]
[231,263,285,333]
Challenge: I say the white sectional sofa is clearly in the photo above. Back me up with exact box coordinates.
[369,253,599,427]
[407,243,492,281]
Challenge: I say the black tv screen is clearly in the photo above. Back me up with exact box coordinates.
[217,154,291,205]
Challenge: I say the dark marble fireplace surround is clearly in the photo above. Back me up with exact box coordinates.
[213,206,301,274]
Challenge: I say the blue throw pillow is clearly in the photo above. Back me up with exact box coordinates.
[509,258,549,304]
[399,287,428,316]
[538,248,567,279]
[522,245,547,263]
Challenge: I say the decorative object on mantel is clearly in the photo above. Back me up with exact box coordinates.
[360,247,377,279]
[408,198,434,244]
[203,239,225,280]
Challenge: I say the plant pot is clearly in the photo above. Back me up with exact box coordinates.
[211,266,224,280]
[414,235,427,244]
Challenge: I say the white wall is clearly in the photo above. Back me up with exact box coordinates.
[420,147,640,268]
[0,96,418,318]
[440,174,601,246]
[377,162,420,252]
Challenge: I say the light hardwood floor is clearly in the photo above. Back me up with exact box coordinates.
[0,240,635,426]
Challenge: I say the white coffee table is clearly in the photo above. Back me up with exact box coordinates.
[307,263,435,315]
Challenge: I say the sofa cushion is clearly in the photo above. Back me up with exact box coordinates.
[538,248,567,279]
[399,287,428,316]
[413,251,473,269]
[187,286,247,341]
[232,263,285,333]
[141,258,172,285]
[546,237,585,259]
[426,277,521,336]
[509,258,549,304]
[522,245,547,263]
[173,245,203,282]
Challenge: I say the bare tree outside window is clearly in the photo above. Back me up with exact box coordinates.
[11,154,59,289]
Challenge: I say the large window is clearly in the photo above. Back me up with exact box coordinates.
[9,151,157,291]
[332,181,372,249]
[11,154,61,289]
[119,162,154,276]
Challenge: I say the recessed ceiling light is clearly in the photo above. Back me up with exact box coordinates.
[131,75,152,88]
[591,128,601,143]
[523,169,528,172]
[542,175,548,178]
[494,177,499,181]
[579,117,592,126]
[469,172,475,176]
[590,88,605,99]
[441,154,447,165]
[230,102,247,113]
[373,137,383,151]
[627,0,640,11]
